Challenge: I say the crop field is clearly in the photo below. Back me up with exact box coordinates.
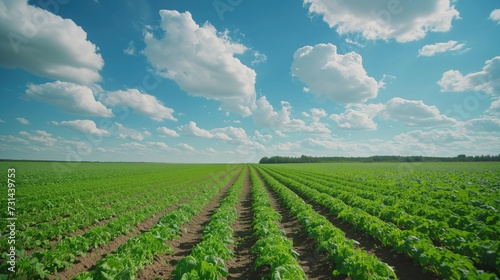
[0,161,499,279]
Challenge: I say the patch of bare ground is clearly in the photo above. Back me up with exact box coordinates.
[226,167,259,279]
[136,168,243,280]
[256,172,338,280]
[291,192,438,280]
[49,170,238,280]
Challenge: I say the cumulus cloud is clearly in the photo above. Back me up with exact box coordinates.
[104,89,176,121]
[394,129,469,144]
[177,143,195,151]
[291,43,380,104]
[16,117,30,125]
[54,119,109,136]
[0,0,103,84]
[464,117,500,132]
[489,9,500,24]
[381,97,457,126]
[178,121,231,140]
[114,123,148,141]
[303,0,459,42]
[488,99,500,115]
[19,130,56,146]
[156,126,179,137]
[253,97,331,134]
[438,56,500,95]
[147,141,174,151]
[143,10,256,116]
[418,40,466,56]
[330,109,378,130]
[25,81,113,117]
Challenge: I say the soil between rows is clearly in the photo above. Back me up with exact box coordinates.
[274,175,439,280]
[136,168,243,279]
[256,170,337,280]
[226,167,259,279]
[48,169,238,280]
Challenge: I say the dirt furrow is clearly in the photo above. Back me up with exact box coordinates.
[136,169,242,279]
[50,171,238,280]
[297,194,438,280]
[258,174,336,280]
[227,167,258,279]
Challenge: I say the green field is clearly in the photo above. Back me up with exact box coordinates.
[1,161,499,279]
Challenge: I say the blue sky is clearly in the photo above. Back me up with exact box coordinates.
[0,0,499,163]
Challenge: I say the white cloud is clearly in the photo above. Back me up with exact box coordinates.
[19,130,56,146]
[438,56,500,95]
[147,141,173,151]
[0,0,103,84]
[303,0,459,43]
[114,123,148,141]
[253,97,331,134]
[177,143,195,151]
[143,10,256,116]
[291,43,380,104]
[275,131,287,137]
[489,9,500,24]
[330,109,378,130]
[488,99,500,115]
[178,121,231,140]
[418,40,466,56]
[104,89,176,121]
[156,126,179,137]
[394,129,469,144]
[252,51,267,65]
[16,118,30,125]
[308,108,327,122]
[381,97,456,127]
[464,117,500,132]
[54,120,109,136]
[26,81,113,117]
[123,40,136,56]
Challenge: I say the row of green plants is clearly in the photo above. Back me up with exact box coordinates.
[73,167,242,280]
[284,167,499,239]
[172,168,246,279]
[1,167,238,279]
[267,166,500,273]
[248,167,306,279]
[255,166,398,279]
[260,167,498,279]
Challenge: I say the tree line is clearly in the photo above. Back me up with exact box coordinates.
[259,154,500,164]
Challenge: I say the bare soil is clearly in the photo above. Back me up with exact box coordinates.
[136,169,242,279]
[49,170,237,280]
[256,172,338,280]
[226,168,260,279]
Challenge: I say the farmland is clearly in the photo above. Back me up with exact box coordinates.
[0,161,499,279]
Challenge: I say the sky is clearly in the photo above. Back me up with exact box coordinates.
[0,0,499,163]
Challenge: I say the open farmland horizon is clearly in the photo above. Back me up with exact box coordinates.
[0,161,499,279]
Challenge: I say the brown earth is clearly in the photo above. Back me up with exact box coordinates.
[226,167,260,279]
[271,174,439,280]
[256,171,339,280]
[136,168,242,279]
[49,170,238,280]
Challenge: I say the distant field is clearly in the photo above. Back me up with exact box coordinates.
[0,161,499,279]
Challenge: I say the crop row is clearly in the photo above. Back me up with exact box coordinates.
[259,166,498,279]
[267,166,500,272]
[1,167,239,279]
[172,168,245,279]
[255,166,398,279]
[283,167,499,239]
[248,167,306,279]
[73,166,242,279]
